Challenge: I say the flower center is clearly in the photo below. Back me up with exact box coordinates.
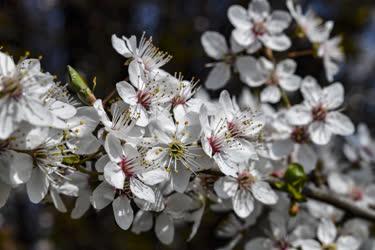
[136,90,152,110]
[168,140,186,160]
[274,240,290,250]
[208,136,222,155]
[0,140,9,152]
[350,187,363,201]
[252,22,267,36]
[322,244,337,250]
[224,53,236,65]
[0,76,23,100]
[312,105,327,121]
[119,157,134,177]
[291,126,309,144]
[266,72,279,85]
[171,95,186,107]
[238,171,256,189]
[227,121,241,138]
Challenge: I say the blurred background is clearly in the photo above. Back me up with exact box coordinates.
[0,0,374,249]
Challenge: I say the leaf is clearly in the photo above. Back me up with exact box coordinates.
[284,163,307,189]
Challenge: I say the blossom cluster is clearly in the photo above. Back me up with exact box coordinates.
[0,0,374,249]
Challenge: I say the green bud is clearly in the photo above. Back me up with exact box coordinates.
[67,65,96,105]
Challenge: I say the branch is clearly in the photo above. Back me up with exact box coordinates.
[198,169,375,221]
[303,184,375,221]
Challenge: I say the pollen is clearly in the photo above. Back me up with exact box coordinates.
[168,140,186,160]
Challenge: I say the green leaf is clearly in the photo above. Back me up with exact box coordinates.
[67,65,96,105]
[284,163,307,184]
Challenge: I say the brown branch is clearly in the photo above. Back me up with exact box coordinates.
[197,169,375,222]
[303,184,375,221]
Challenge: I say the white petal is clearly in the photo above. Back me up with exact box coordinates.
[214,177,239,199]
[309,121,332,145]
[201,31,228,60]
[0,180,10,208]
[232,28,255,47]
[104,133,123,162]
[95,155,109,173]
[26,167,49,203]
[325,112,354,136]
[131,210,153,234]
[113,195,133,230]
[279,75,301,91]
[249,0,270,21]
[204,63,231,90]
[327,172,352,195]
[245,238,273,250]
[22,99,53,127]
[50,189,67,213]
[71,189,91,219]
[227,5,251,29]
[317,219,337,245]
[166,193,194,214]
[214,154,238,177]
[111,34,131,57]
[322,82,344,109]
[336,236,361,250]
[276,59,297,76]
[155,213,174,245]
[91,181,115,210]
[0,101,17,139]
[236,56,265,87]
[301,76,322,107]
[130,178,155,203]
[138,168,169,186]
[293,239,321,250]
[49,100,76,120]
[270,139,294,158]
[261,34,291,51]
[116,80,137,105]
[232,189,254,218]
[104,161,125,190]
[69,134,101,155]
[266,11,291,33]
[286,104,312,125]
[9,151,33,185]
[93,99,112,128]
[251,181,278,205]
[170,166,191,193]
[260,85,281,103]
[294,144,317,173]
[0,52,15,75]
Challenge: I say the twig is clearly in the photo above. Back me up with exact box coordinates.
[287,49,314,58]
[303,184,375,221]
[102,89,117,106]
[198,169,375,222]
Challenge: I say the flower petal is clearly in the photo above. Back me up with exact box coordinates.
[266,11,291,33]
[325,111,354,136]
[214,176,239,199]
[26,167,49,203]
[228,5,251,29]
[204,62,231,90]
[317,218,337,245]
[251,181,278,205]
[201,31,228,60]
[232,189,254,218]
[130,178,155,203]
[113,195,133,230]
[260,85,281,103]
[155,213,174,245]
[309,121,332,145]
